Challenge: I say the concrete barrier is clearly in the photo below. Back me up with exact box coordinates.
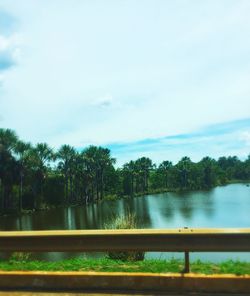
[0,271,249,294]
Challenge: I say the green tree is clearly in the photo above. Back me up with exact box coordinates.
[122,161,136,196]
[31,143,54,208]
[199,157,217,188]
[57,145,76,204]
[159,160,173,188]
[14,141,32,211]
[176,157,192,189]
[0,129,19,211]
[134,157,153,193]
[83,146,115,201]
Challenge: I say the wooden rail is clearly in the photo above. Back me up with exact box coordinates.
[1,228,250,273]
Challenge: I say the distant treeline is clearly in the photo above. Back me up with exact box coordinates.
[0,128,250,214]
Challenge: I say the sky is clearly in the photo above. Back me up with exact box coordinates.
[0,0,250,166]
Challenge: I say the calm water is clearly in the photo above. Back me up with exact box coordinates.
[0,183,250,262]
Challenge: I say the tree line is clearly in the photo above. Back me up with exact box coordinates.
[0,128,250,214]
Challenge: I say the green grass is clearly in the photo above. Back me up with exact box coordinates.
[0,257,250,275]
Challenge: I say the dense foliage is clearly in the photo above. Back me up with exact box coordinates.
[0,128,250,214]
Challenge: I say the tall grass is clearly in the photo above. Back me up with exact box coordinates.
[105,212,145,261]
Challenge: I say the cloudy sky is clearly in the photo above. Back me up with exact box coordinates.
[0,0,250,165]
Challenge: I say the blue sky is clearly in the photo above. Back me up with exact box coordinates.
[0,0,250,165]
[108,118,250,165]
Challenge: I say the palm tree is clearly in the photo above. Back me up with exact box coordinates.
[0,129,19,211]
[199,157,217,188]
[82,146,98,200]
[134,157,153,193]
[57,145,76,204]
[74,152,93,204]
[176,157,192,189]
[83,146,116,201]
[159,160,173,188]
[14,141,32,212]
[98,147,116,200]
[32,143,54,208]
[122,161,136,196]
[0,128,18,153]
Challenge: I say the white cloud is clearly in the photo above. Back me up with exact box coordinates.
[240,131,250,146]
[0,34,21,54]
[92,94,113,107]
[0,0,250,159]
[0,33,22,71]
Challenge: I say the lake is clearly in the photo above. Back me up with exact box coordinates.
[0,183,250,262]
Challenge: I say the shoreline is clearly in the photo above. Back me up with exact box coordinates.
[1,180,250,218]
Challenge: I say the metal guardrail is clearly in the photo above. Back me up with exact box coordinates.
[1,228,250,273]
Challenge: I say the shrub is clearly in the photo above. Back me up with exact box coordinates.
[105,212,145,262]
[10,252,32,262]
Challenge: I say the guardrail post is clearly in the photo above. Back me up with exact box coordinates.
[183,251,190,273]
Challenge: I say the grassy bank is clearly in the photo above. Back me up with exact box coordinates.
[0,257,250,275]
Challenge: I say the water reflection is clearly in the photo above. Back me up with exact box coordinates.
[0,184,250,262]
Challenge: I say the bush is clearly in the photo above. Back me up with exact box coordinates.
[10,252,32,262]
[105,212,145,262]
